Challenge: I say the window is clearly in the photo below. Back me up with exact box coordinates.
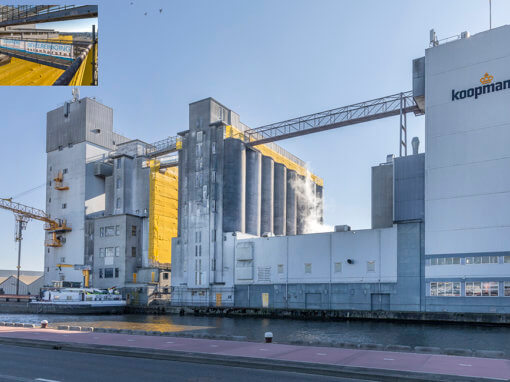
[211,200,216,212]
[211,142,216,154]
[105,226,115,237]
[430,257,461,265]
[99,269,103,278]
[430,282,461,296]
[105,247,114,257]
[466,256,498,264]
[99,248,105,258]
[211,229,216,242]
[163,272,169,280]
[115,247,120,257]
[116,198,121,209]
[116,177,121,189]
[195,245,202,257]
[115,268,119,278]
[334,262,342,273]
[49,166,52,171]
[115,225,120,236]
[211,171,216,183]
[277,264,284,274]
[367,261,375,272]
[504,256,510,263]
[48,197,51,203]
[60,257,66,263]
[504,282,510,296]
[203,185,208,199]
[466,281,499,297]
[131,225,137,236]
[131,247,136,257]
[100,227,104,237]
[195,231,201,243]
[304,263,312,274]
[197,131,203,143]
[104,268,114,278]
[116,159,121,169]
[62,203,67,209]
[196,143,202,158]
[63,168,68,174]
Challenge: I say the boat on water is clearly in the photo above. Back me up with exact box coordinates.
[30,288,126,314]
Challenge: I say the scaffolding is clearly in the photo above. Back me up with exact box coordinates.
[0,5,97,27]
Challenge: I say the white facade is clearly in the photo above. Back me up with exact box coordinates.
[234,227,398,285]
[425,25,510,255]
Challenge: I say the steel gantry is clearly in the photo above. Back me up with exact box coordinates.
[0,5,98,28]
[244,91,422,156]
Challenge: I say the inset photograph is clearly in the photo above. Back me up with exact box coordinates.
[0,5,98,86]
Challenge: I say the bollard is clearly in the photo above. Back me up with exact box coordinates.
[41,320,48,329]
[264,332,273,343]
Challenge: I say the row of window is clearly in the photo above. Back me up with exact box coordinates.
[235,261,376,274]
[98,268,120,279]
[98,247,137,257]
[430,281,510,297]
[99,225,137,237]
[428,256,505,266]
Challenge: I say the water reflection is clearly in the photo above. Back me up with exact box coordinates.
[1,313,510,352]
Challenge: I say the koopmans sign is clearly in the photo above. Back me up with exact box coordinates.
[452,73,510,101]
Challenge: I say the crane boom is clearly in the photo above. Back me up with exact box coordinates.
[0,198,51,223]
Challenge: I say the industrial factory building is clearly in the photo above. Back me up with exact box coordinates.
[44,25,510,314]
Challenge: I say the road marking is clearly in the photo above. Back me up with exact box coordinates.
[35,379,62,382]
[166,341,175,344]
[210,344,219,347]
[383,358,395,361]
[316,353,327,356]
[259,349,268,351]
[127,339,136,342]
[459,363,472,367]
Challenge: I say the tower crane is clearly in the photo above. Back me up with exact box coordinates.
[0,198,71,295]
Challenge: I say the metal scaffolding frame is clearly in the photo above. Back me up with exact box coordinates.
[0,5,97,27]
[245,91,421,156]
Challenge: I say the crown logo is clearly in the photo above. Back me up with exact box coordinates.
[480,72,494,85]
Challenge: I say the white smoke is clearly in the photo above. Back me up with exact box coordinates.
[292,169,334,234]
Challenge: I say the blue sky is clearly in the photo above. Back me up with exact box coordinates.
[37,18,98,33]
[0,0,509,271]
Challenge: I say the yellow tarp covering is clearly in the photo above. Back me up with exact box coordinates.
[69,42,97,86]
[0,57,63,86]
[225,125,323,186]
[149,161,178,267]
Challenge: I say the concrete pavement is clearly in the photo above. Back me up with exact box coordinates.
[0,326,508,381]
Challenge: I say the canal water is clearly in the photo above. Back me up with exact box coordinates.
[1,313,509,352]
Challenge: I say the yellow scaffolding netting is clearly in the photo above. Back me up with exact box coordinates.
[148,160,178,267]
[69,42,96,86]
[225,125,323,187]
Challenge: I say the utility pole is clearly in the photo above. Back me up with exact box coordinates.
[14,215,28,295]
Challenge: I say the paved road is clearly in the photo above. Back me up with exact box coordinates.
[0,344,367,382]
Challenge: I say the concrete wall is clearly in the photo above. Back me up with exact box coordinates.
[232,222,423,312]
[371,162,393,229]
[394,153,424,222]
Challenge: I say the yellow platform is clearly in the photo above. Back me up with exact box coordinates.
[0,57,63,86]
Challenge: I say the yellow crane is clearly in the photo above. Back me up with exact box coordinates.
[0,198,72,294]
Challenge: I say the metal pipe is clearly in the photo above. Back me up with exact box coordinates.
[92,24,97,85]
